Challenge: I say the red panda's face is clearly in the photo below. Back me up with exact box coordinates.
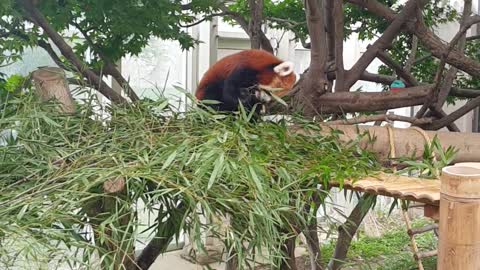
[258,61,298,98]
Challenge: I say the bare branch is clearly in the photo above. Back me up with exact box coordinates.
[346,0,480,78]
[179,13,226,28]
[425,107,461,132]
[327,194,373,270]
[72,21,139,102]
[313,85,432,114]
[326,114,433,125]
[404,35,418,73]
[450,87,480,98]
[325,0,335,62]
[297,0,330,116]
[466,34,480,41]
[219,4,274,53]
[376,50,419,86]
[435,0,471,110]
[344,0,426,89]
[333,0,346,92]
[422,95,480,130]
[249,0,263,49]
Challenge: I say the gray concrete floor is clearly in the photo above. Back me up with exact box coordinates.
[150,247,309,270]
[150,250,224,270]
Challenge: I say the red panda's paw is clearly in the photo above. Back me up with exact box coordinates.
[255,90,272,104]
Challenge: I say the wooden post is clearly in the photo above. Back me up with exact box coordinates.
[32,67,75,113]
[438,165,480,270]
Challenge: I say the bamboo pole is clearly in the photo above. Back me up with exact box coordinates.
[292,125,480,163]
[437,165,480,270]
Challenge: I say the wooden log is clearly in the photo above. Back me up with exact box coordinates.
[414,250,438,260]
[32,67,75,113]
[292,124,480,163]
[408,224,438,236]
[437,165,480,270]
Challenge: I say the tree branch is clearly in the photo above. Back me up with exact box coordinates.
[450,87,480,98]
[326,114,433,125]
[295,0,330,116]
[346,0,480,78]
[344,0,426,89]
[404,35,418,73]
[249,0,263,49]
[71,21,139,102]
[422,95,480,130]
[327,194,374,270]
[135,202,187,270]
[435,0,471,110]
[19,0,127,104]
[325,0,335,63]
[376,50,419,86]
[333,0,346,92]
[219,4,274,53]
[313,85,432,114]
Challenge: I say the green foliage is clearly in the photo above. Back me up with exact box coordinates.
[0,73,27,108]
[0,91,380,269]
[397,136,458,179]
[0,0,221,69]
[321,219,437,269]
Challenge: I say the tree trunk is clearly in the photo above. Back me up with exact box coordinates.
[102,177,137,270]
[299,0,329,116]
[32,67,75,113]
[327,194,374,270]
[280,236,298,270]
[249,0,263,50]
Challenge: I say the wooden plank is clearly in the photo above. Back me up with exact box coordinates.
[330,172,440,205]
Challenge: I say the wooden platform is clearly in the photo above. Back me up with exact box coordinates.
[330,172,440,205]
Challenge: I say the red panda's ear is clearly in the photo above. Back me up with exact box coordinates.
[273,61,294,76]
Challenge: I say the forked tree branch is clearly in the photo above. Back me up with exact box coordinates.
[344,0,426,89]
[72,21,139,102]
[376,50,419,86]
[423,95,480,130]
[219,4,274,53]
[346,0,480,78]
[435,0,472,111]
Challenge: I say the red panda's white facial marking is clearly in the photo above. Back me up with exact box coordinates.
[273,61,294,76]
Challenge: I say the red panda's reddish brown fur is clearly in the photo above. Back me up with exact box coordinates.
[195,50,296,101]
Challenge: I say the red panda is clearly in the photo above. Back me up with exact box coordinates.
[195,49,299,113]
